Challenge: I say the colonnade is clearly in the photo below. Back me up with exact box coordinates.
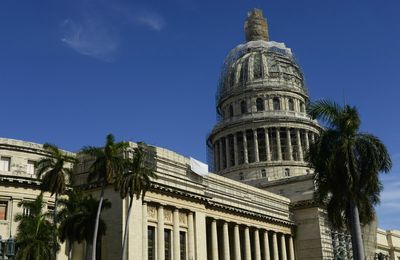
[143,203,195,260]
[208,218,295,260]
[214,127,316,172]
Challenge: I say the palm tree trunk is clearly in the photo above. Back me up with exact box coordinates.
[54,192,59,260]
[86,241,93,260]
[92,183,105,260]
[121,196,134,260]
[349,200,365,260]
[68,241,73,260]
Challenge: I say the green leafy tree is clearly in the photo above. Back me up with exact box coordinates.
[58,192,110,260]
[80,134,128,260]
[115,144,157,260]
[15,193,59,260]
[307,100,392,260]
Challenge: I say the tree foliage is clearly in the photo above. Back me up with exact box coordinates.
[307,100,392,229]
[14,194,59,260]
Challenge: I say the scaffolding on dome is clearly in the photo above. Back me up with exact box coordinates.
[215,41,309,119]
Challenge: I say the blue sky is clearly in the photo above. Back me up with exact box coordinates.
[1,0,399,229]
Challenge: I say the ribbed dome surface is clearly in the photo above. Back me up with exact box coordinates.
[217,40,307,102]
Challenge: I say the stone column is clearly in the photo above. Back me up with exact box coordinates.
[214,143,219,172]
[263,231,270,260]
[305,131,310,150]
[233,133,238,166]
[287,128,293,161]
[188,212,195,260]
[195,212,207,260]
[243,132,249,164]
[234,225,241,260]
[280,234,287,260]
[173,209,180,260]
[272,232,279,260]
[223,222,230,260]
[211,219,219,260]
[265,128,271,161]
[142,202,148,260]
[296,129,303,161]
[269,98,273,111]
[288,236,295,260]
[310,132,315,144]
[244,226,251,260]
[276,128,282,161]
[254,229,261,260]
[253,129,260,162]
[157,205,165,260]
[219,139,224,170]
[225,136,230,168]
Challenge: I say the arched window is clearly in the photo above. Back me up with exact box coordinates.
[288,98,294,111]
[229,105,234,118]
[240,100,247,114]
[273,97,281,110]
[261,169,266,178]
[284,168,290,177]
[256,98,264,112]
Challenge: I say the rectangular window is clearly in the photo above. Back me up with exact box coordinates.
[148,226,155,260]
[0,201,7,220]
[164,229,171,260]
[0,157,11,171]
[27,160,35,175]
[47,205,55,215]
[180,231,186,260]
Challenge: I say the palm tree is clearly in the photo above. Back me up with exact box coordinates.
[57,190,84,260]
[80,134,129,260]
[307,100,392,260]
[36,143,75,260]
[15,193,59,260]
[58,192,111,260]
[115,144,157,260]
[36,143,76,224]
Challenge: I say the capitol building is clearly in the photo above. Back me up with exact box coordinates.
[0,9,399,260]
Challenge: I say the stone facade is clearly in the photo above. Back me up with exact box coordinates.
[376,229,400,260]
[73,143,296,260]
[0,138,70,260]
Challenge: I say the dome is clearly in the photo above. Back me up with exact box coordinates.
[216,9,308,103]
[217,41,307,103]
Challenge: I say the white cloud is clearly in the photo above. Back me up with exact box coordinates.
[133,11,166,31]
[61,18,119,61]
[110,5,166,32]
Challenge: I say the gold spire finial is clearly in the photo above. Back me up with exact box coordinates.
[244,9,269,42]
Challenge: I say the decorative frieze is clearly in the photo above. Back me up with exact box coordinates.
[147,205,157,220]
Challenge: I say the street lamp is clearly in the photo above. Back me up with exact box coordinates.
[0,235,15,260]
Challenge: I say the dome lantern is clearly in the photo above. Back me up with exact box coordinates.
[244,9,269,42]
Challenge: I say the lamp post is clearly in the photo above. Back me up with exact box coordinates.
[0,236,15,260]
